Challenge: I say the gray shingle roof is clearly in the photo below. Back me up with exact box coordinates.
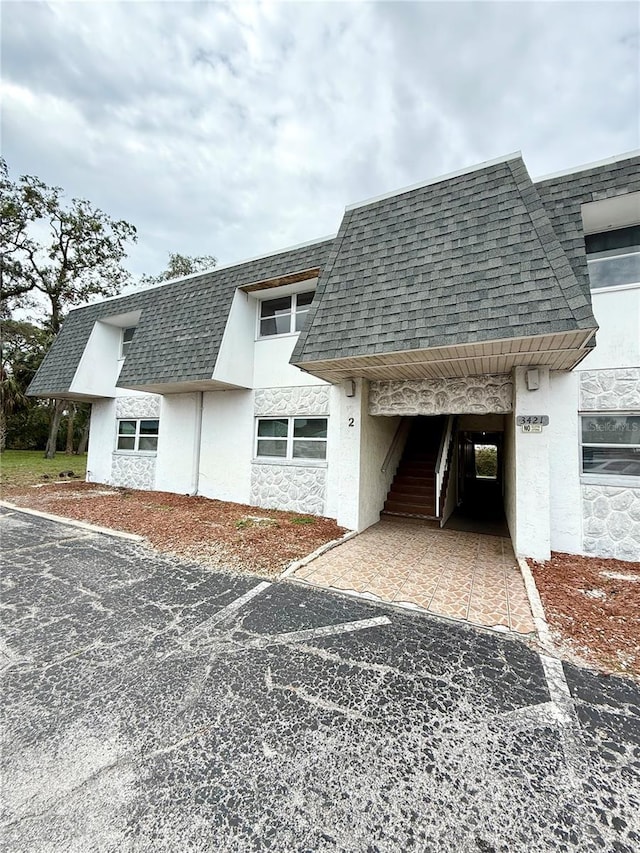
[28,239,334,397]
[292,155,597,365]
[535,153,640,300]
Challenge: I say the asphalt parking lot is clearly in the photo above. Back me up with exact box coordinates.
[1,507,639,852]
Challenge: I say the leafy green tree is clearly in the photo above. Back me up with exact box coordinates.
[0,319,51,451]
[141,252,217,286]
[0,158,137,334]
[0,158,137,456]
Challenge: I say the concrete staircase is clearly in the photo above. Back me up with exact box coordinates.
[382,416,446,520]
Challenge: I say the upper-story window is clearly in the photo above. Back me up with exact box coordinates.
[120,326,137,359]
[259,291,314,337]
[585,226,640,290]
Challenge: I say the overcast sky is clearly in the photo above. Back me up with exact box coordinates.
[2,1,639,281]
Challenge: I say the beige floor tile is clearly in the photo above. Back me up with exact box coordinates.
[292,519,534,635]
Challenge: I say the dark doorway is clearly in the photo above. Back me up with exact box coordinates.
[445,430,509,536]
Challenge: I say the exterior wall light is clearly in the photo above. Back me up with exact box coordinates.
[345,379,356,397]
[526,368,540,391]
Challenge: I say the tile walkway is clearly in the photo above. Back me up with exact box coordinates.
[292,517,536,634]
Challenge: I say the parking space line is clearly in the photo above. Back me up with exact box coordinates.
[187,581,272,638]
[246,615,391,648]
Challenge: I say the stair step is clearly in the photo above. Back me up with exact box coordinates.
[384,500,436,515]
[388,485,435,498]
[382,511,440,523]
[393,475,435,486]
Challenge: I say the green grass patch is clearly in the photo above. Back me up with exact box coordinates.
[290,516,315,526]
[0,450,87,490]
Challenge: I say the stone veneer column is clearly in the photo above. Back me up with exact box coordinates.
[511,367,551,561]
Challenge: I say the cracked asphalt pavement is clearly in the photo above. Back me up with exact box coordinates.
[1,507,639,852]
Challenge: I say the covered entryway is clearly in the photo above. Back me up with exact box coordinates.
[445,420,509,537]
[381,413,510,539]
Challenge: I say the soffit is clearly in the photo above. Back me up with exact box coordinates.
[297,330,595,383]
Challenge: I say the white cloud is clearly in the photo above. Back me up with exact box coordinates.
[2,1,638,279]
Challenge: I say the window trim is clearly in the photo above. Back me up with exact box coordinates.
[254,416,328,463]
[257,290,315,339]
[115,418,159,454]
[579,411,640,484]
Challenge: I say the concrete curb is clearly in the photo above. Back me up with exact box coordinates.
[517,555,555,653]
[280,529,358,580]
[0,501,146,543]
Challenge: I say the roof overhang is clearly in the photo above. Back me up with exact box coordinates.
[239,267,320,293]
[116,378,250,395]
[25,390,111,402]
[293,330,597,383]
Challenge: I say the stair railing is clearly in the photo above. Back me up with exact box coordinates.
[381,418,409,474]
[435,415,455,517]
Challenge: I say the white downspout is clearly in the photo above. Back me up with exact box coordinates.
[190,391,204,496]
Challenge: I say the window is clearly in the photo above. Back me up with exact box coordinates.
[120,327,137,358]
[585,226,640,290]
[117,419,159,452]
[259,291,314,337]
[255,417,327,461]
[581,414,640,478]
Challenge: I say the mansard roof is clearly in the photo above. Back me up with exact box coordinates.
[292,154,598,367]
[29,151,638,397]
[27,238,333,397]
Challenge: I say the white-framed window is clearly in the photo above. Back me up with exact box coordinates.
[258,291,314,337]
[255,417,327,461]
[580,413,640,479]
[120,327,137,359]
[585,226,640,290]
[116,419,159,453]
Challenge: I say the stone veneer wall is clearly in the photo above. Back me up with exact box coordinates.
[254,386,329,417]
[582,486,640,561]
[251,465,326,515]
[115,395,161,419]
[251,386,329,515]
[111,395,161,491]
[369,375,513,416]
[579,368,640,561]
[111,454,156,491]
[580,368,640,411]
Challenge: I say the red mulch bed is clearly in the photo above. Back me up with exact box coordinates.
[530,552,640,680]
[3,482,346,577]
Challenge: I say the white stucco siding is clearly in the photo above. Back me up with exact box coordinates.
[213,290,255,388]
[198,390,254,504]
[331,380,366,530]
[548,372,583,554]
[86,399,116,484]
[254,336,327,389]
[580,286,640,370]
[70,321,122,397]
[510,367,551,561]
[326,380,402,531]
[358,405,402,531]
[503,413,516,545]
[154,393,200,495]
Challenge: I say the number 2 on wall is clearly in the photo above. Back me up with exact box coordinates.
[348,418,355,427]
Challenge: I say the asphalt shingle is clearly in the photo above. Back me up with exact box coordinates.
[27,240,333,397]
[292,155,598,366]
